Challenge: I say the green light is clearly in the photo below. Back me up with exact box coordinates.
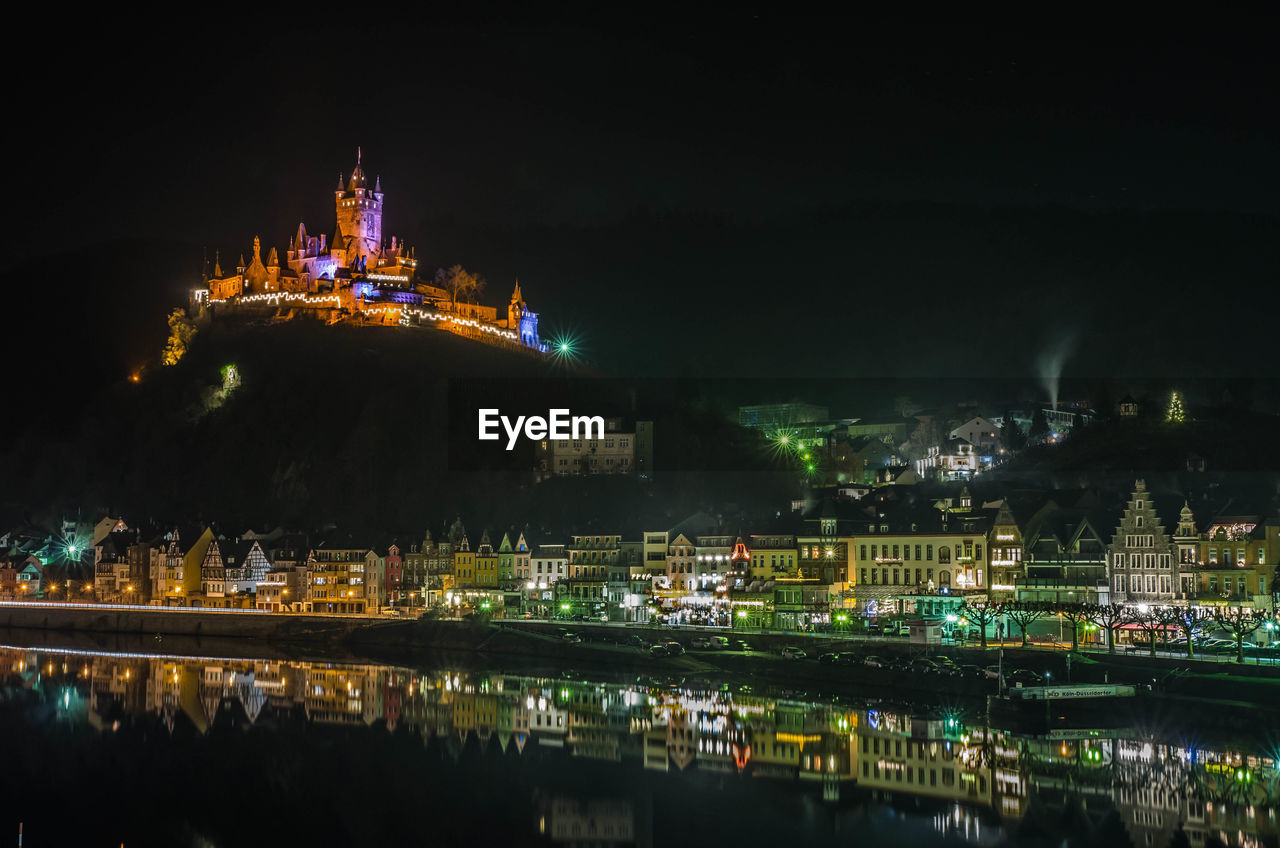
[560,603,571,611]
[807,464,815,471]
[737,610,748,619]
[480,602,490,609]
[836,613,848,622]
[68,545,78,557]
[945,614,958,623]
[559,342,571,352]
[779,436,789,444]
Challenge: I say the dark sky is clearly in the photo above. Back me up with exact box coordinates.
[10,13,1279,384]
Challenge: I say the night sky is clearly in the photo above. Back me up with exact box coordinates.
[9,14,1279,386]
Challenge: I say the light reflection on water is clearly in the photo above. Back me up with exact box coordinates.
[1,646,1277,847]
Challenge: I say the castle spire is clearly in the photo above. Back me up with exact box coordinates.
[213,250,222,278]
[357,146,361,166]
[337,172,344,191]
[374,174,381,193]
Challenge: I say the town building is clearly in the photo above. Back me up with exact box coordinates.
[534,419,653,479]
[1104,481,1177,604]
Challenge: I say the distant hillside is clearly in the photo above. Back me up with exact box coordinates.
[1,316,796,534]
[990,412,1280,499]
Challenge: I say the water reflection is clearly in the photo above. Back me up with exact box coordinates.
[1,646,1277,847]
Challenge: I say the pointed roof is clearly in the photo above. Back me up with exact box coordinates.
[374,174,382,193]
[347,147,367,190]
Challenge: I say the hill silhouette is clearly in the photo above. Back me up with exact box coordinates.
[1,314,797,534]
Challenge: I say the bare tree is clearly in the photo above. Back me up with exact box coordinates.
[1005,601,1049,647]
[1157,606,1207,659]
[960,599,1002,649]
[1211,607,1265,664]
[1083,603,1130,654]
[434,264,487,305]
[1128,607,1169,658]
[1055,602,1089,652]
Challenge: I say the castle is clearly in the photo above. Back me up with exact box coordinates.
[196,150,543,351]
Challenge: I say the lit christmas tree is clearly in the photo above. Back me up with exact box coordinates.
[1166,390,1186,423]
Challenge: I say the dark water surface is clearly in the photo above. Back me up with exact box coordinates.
[0,645,1275,847]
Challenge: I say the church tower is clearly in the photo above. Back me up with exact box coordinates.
[333,147,383,268]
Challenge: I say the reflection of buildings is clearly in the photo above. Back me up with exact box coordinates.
[4,647,1277,847]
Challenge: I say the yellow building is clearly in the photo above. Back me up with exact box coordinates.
[748,534,798,580]
[307,547,369,613]
[453,535,476,588]
[850,518,991,615]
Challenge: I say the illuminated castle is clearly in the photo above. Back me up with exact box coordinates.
[198,150,543,351]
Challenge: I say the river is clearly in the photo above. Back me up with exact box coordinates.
[0,644,1275,847]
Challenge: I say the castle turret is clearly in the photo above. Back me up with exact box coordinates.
[334,147,382,268]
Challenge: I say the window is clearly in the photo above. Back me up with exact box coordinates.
[915,545,922,560]
[926,545,933,561]
[860,545,867,561]
[1130,575,1141,593]
[1136,515,1144,528]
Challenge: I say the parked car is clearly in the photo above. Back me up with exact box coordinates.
[1007,669,1043,686]
[863,655,887,668]
[781,646,807,660]
[818,652,842,665]
[625,634,646,647]
[664,641,686,656]
[691,637,712,649]
[910,658,939,674]
[983,665,1002,680]
[710,636,731,649]
[561,632,582,643]
[649,644,670,658]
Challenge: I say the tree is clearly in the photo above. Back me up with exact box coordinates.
[1005,601,1049,647]
[434,264,487,305]
[1166,390,1186,423]
[1029,408,1050,443]
[1158,606,1207,659]
[960,599,1002,649]
[1055,602,1089,652]
[999,410,1026,453]
[1083,603,1129,654]
[1128,606,1169,657]
[1212,607,1265,664]
[161,308,197,366]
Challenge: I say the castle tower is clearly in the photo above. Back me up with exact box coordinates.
[334,146,383,269]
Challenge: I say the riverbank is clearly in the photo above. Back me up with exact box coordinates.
[5,603,1278,725]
